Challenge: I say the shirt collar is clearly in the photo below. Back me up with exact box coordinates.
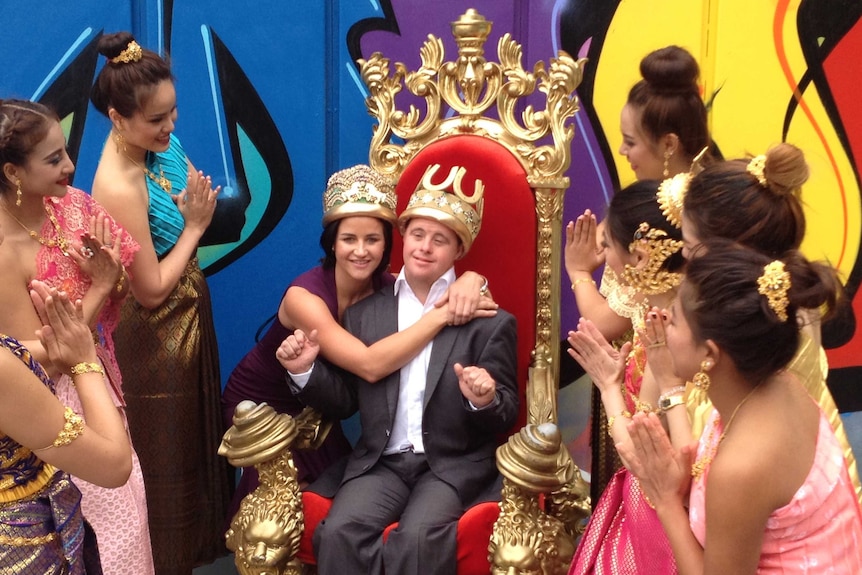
[394,266,457,298]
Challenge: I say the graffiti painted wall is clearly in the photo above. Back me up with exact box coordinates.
[1,0,859,475]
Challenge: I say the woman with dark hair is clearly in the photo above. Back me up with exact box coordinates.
[567,45,711,344]
[89,32,229,574]
[620,45,710,181]
[675,143,859,498]
[0,98,149,573]
[221,165,494,523]
[567,179,688,574]
[564,47,712,504]
[620,242,862,573]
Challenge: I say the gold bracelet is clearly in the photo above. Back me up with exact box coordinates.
[571,277,596,292]
[479,276,489,297]
[607,409,633,436]
[34,407,85,450]
[70,362,104,376]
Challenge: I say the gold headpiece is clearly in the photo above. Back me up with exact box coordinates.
[322,165,397,226]
[622,222,684,295]
[398,164,485,254]
[746,155,768,187]
[756,260,791,322]
[110,41,143,64]
[656,146,709,229]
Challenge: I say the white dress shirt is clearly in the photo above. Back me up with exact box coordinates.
[383,266,456,454]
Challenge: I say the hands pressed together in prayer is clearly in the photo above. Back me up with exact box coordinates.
[566,317,631,394]
[565,209,605,277]
[617,412,697,512]
[177,169,220,234]
[30,280,99,374]
[72,214,125,295]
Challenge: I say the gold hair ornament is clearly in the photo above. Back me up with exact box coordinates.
[111,41,143,64]
[621,222,684,296]
[757,260,791,322]
[746,155,768,187]
[656,146,709,229]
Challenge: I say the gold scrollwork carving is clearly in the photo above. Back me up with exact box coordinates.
[359,8,586,182]
[492,424,590,574]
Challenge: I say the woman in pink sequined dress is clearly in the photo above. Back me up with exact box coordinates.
[566,179,688,574]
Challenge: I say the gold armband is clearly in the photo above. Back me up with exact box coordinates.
[35,407,84,450]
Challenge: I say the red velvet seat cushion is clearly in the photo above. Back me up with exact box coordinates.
[298,492,501,575]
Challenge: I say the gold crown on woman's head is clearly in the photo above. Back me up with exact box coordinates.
[398,164,485,254]
[322,165,397,226]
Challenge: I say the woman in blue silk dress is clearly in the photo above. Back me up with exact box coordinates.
[89,31,231,575]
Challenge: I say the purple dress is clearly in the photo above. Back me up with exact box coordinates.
[221,265,395,522]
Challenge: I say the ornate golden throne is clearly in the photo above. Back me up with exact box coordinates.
[219,9,591,575]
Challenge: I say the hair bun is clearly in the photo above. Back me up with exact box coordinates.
[97,31,137,60]
[761,143,809,197]
[640,45,700,96]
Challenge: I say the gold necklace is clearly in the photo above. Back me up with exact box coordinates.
[691,386,758,480]
[124,153,172,194]
[1,201,71,255]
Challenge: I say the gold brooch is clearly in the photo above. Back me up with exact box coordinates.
[756,260,791,321]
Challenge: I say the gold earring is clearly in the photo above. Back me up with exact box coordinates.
[15,178,22,207]
[663,150,672,178]
[113,131,126,153]
[692,359,712,391]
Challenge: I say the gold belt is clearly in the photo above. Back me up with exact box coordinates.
[0,532,57,546]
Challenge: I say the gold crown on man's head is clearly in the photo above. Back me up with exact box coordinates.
[398,164,485,254]
[322,165,397,226]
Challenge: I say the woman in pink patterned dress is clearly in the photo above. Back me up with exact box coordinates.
[0,99,153,574]
[620,241,862,574]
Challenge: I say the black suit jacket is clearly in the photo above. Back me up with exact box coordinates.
[297,283,519,505]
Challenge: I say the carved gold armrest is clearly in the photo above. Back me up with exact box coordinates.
[491,423,591,575]
[219,401,313,575]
